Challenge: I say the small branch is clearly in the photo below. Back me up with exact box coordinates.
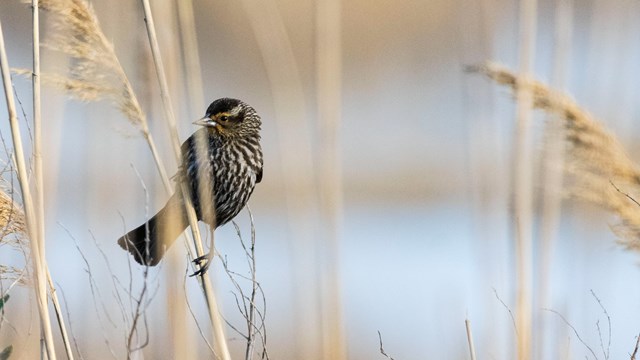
[630,333,640,360]
[590,290,611,360]
[62,224,118,359]
[610,181,640,208]
[377,331,395,360]
[493,288,518,336]
[544,308,598,359]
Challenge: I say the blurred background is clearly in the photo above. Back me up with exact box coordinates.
[2,0,640,359]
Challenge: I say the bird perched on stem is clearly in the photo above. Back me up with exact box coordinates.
[117,98,263,273]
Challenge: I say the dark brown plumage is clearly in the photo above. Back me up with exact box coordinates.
[117,98,263,267]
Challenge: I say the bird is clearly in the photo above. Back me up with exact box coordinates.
[117,98,263,272]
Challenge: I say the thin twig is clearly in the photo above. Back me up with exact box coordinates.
[58,286,84,360]
[544,308,598,359]
[221,210,269,360]
[61,224,118,359]
[493,288,518,336]
[47,270,75,360]
[610,181,640,207]
[630,333,640,360]
[377,331,395,360]
[123,161,154,359]
[590,290,611,360]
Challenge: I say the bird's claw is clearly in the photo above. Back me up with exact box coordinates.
[190,252,213,277]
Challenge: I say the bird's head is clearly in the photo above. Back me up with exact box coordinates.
[193,98,261,139]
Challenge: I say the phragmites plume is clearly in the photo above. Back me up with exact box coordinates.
[32,0,146,129]
[0,189,26,237]
[469,61,640,252]
[0,186,28,285]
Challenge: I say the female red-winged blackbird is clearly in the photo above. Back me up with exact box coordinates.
[117,98,263,268]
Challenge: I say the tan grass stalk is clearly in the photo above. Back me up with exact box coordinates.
[537,0,573,357]
[166,1,199,358]
[513,1,537,359]
[34,0,220,356]
[240,0,320,357]
[471,61,640,255]
[175,0,204,116]
[465,319,477,360]
[139,1,230,358]
[0,18,57,360]
[316,0,346,359]
[32,1,75,359]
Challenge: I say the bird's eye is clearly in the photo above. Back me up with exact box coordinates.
[220,115,229,122]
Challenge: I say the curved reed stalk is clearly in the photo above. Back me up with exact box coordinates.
[139,1,231,358]
[34,0,228,356]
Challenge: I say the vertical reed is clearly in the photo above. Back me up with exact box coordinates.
[513,0,537,359]
[316,0,346,359]
[175,0,204,115]
[139,1,231,358]
[32,1,74,358]
[240,0,320,357]
[537,0,573,356]
[0,17,57,360]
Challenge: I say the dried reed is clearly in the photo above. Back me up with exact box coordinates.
[470,61,640,254]
[316,0,346,358]
[0,188,28,286]
[33,0,172,187]
[513,1,537,358]
[240,0,320,357]
[0,17,57,360]
[38,0,144,127]
[32,0,75,358]
[34,0,228,356]
[139,1,231,358]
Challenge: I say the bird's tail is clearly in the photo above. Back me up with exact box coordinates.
[117,193,188,266]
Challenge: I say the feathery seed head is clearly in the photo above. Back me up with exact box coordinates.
[471,61,640,252]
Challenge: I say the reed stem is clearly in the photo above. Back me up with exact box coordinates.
[139,1,231,358]
[0,17,57,360]
[513,0,537,359]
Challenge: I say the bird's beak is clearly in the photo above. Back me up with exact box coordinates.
[193,117,216,127]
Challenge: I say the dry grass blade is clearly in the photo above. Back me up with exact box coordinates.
[34,0,146,129]
[470,61,640,253]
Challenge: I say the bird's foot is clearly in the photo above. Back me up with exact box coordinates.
[190,252,213,277]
